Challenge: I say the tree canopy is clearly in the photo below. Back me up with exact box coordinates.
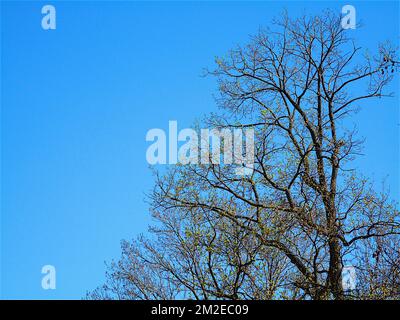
[88,10,399,300]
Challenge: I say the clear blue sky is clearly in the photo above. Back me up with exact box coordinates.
[1,1,398,299]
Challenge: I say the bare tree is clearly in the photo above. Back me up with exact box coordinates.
[88,175,292,299]
[89,10,399,300]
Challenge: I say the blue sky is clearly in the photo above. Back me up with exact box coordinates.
[1,1,399,299]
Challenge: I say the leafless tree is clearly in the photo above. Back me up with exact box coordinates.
[88,179,292,299]
[88,10,399,300]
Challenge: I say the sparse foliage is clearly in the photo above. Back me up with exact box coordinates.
[88,10,399,300]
